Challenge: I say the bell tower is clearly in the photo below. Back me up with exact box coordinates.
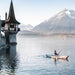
[5,0,20,44]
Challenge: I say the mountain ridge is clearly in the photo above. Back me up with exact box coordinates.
[33,9,75,34]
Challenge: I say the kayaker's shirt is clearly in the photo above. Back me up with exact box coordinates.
[54,53,58,55]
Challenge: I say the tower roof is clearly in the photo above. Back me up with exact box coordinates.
[6,0,20,24]
[8,0,15,19]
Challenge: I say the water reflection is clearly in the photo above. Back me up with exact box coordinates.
[53,58,57,65]
[53,58,69,65]
[0,44,18,75]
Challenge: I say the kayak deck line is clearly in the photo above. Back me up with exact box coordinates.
[46,54,69,60]
[51,55,69,60]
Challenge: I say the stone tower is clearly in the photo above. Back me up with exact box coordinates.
[5,0,20,44]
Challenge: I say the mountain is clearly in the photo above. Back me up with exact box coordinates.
[20,24,33,31]
[33,9,75,34]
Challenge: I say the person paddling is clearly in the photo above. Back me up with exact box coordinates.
[54,50,58,55]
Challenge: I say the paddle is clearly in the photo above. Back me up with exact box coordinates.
[58,50,62,55]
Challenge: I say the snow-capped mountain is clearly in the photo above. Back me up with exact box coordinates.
[19,24,33,31]
[33,9,75,34]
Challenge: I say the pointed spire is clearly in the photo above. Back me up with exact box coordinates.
[8,0,15,18]
[6,0,20,24]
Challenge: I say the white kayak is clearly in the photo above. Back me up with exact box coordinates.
[46,55,69,60]
[51,55,69,60]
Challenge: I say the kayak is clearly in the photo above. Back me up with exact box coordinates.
[46,54,69,60]
[51,55,69,60]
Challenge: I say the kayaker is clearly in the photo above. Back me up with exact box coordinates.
[54,50,58,55]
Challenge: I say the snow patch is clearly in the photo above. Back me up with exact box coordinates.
[66,11,70,15]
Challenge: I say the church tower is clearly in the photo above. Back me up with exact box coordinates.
[5,0,20,44]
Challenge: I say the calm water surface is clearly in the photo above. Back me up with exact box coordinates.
[0,34,75,75]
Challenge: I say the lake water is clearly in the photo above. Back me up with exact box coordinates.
[0,34,75,75]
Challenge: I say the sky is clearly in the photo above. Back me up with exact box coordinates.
[0,0,75,26]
